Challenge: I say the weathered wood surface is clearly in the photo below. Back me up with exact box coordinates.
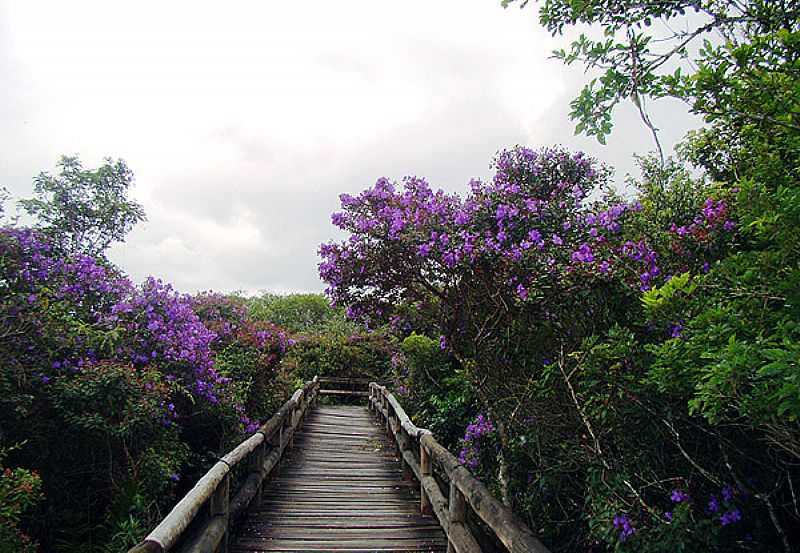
[230,405,446,552]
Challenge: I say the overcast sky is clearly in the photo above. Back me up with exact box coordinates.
[0,1,699,294]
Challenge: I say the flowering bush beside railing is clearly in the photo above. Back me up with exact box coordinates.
[0,228,293,551]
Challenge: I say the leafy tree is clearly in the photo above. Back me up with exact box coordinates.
[503,0,800,155]
[247,292,357,335]
[19,156,146,256]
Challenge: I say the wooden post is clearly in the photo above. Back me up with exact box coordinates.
[420,443,432,515]
[290,412,295,449]
[384,397,391,437]
[209,473,230,553]
[398,430,412,481]
[253,441,266,506]
[447,480,467,553]
[392,417,401,456]
[276,423,284,475]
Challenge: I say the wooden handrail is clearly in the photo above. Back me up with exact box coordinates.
[369,382,550,553]
[128,377,320,553]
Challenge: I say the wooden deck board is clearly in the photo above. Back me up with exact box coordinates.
[231,405,445,553]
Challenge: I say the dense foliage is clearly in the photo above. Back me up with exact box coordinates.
[247,292,358,335]
[0,160,303,552]
[319,1,799,550]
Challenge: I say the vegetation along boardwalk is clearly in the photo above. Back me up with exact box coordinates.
[128,377,548,553]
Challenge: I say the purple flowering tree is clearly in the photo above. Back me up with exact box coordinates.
[319,146,675,499]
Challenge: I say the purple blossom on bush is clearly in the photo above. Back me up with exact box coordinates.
[571,243,594,263]
[721,484,735,502]
[612,513,636,541]
[458,414,495,470]
[720,509,742,525]
[671,489,690,503]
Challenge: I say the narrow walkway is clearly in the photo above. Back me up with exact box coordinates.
[231,405,447,552]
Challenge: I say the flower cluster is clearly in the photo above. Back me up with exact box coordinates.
[707,484,743,526]
[457,414,495,470]
[613,513,636,542]
[107,277,224,405]
[667,196,736,260]
[671,488,690,503]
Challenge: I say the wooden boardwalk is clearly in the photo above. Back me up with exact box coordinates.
[230,405,447,552]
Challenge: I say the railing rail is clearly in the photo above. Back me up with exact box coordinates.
[369,382,550,553]
[128,377,320,553]
[317,375,372,397]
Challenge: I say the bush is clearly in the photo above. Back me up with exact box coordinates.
[247,293,357,335]
[392,333,475,450]
[0,448,42,553]
[282,331,394,383]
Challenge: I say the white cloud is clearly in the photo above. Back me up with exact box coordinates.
[0,0,699,294]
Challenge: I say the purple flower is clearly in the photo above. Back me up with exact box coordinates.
[571,243,594,263]
[670,323,684,338]
[671,489,690,503]
[612,513,636,542]
[721,484,735,502]
[516,283,528,300]
[708,495,720,513]
[169,473,181,482]
[720,509,741,526]
[439,335,447,350]
[664,511,673,522]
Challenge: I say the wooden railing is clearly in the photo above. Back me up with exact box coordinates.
[369,383,551,553]
[128,377,320,553]
[317,376,372,398]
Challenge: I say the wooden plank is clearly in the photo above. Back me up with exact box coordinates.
[242,528,444,539]
[241,520,441,530]
[233,537,446,550]
[319,389,370,396]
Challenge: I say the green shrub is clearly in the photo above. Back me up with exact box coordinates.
[0,448,42,553]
